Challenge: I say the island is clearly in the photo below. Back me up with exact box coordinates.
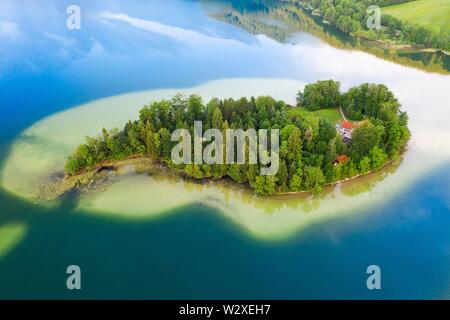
[63,80,410,196]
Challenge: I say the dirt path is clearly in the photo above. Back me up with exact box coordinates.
[339,106,348,122]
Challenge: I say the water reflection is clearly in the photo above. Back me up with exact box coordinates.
[203,0,450,74]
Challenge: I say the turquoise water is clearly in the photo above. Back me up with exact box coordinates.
[0,0,449,299]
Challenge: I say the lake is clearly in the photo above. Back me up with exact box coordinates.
[0,0,449,299]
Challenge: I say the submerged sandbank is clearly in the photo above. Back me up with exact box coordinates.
[0,222,28,259]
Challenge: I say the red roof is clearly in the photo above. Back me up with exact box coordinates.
[336,155,349,163]
[342,121,353,130]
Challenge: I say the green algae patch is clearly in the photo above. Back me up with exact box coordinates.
[0,222,28,259]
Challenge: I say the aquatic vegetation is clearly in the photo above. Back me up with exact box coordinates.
[0,223,28,259]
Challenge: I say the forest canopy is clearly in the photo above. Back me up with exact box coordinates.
[65,80,410,195]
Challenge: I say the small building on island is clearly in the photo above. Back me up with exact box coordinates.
[334,154,349,166]
[335,121,354,143]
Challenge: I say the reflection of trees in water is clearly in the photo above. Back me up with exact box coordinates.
[206,0,449,74]
[216,159,400,214]
[206,0,279,13]
[213,11,290,42]
[176,161,398,215]
[338,159,401,197]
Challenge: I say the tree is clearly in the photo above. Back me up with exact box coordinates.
[287,127,302,161]
[251,176,266,195]
[303,166,325,194]
[144,124,160,159]
[342,83,399,121]
[297,80,341,111]
[350,122,383,161]
[125,121,145,154]
[330,164,342,183]
[359,156,371,174]
[171,94,188,128]
[158,127,172,158]
[289,174,302,192]
[187,94,205,123]
[369,146,387,170]
[228,164,244,183]
[324,7,336,24]
[277,160,289,185]
[263,176,277,195]
[211,107,224,129]
[337,15,353,34]
[184,164,204,179]
[246,164,258,185]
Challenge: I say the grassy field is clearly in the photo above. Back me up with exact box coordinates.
[382,0,450,35]
[287,107,343,124]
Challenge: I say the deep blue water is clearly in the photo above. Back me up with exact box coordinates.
[0,0,296,142]
[0,0,448,299]
[0,164,448,299]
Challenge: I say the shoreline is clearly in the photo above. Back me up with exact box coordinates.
[297,3,449,56]
[278,159,397,196]
[43,154,401,201]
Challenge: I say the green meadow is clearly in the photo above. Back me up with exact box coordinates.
[287,107,343,124]
[382,0,450,35]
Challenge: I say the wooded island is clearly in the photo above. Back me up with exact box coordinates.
[65,80,410,195]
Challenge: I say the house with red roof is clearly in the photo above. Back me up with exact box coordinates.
[335,121,354,143]
[334,154,349,165]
